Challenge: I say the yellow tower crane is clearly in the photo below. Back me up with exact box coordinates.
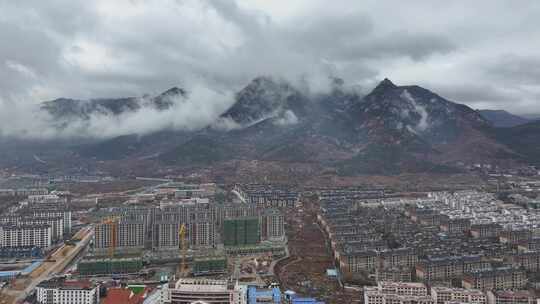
[103,216,120,259]
[178,224,187,276]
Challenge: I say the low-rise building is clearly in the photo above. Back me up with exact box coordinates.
[415,256,491,282]
[247,286,281,303]
[363,282,434,304]
[499,229,532,245]
[470,224,502,239]
[340,250,378,273]
[36,278,99,304]
[509,251,540,272]
[160,278,246,304]
[430,286,486,304]
[440,218,471,235]
[486,290,535,304]
[377,267,413,282]
[462,268,527,290]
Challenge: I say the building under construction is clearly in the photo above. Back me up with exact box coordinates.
[93,219,145,255]
[224,244,287,257]
[77,257,143,276]
[193,256,228,276]
[223,218,260,247]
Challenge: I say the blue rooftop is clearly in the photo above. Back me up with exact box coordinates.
[0,271,20,279]
[292,298,325,304]
[21,260,43,276]
[326,269,338,277]
[248,286,281,304]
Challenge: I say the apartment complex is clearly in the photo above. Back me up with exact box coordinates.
[317,189,540,289]
[151,202,284,250]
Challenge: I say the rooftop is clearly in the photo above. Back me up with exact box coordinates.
[102,287,151,304]
[37,278,95,290]
[173,278,232,293]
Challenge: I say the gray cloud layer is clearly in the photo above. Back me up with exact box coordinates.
[1,0,539,138]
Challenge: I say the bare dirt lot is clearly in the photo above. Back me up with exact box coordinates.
[275,199,361,304]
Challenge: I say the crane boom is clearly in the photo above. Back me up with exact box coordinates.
[178,224,187,276]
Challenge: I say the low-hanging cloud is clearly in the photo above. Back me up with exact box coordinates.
[0,84,235,140]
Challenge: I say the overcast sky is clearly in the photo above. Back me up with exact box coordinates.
[1,0,539,115]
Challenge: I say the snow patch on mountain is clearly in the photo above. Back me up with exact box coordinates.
[212,116,242,131]
[401,89,429,132]
[274,110,299,126]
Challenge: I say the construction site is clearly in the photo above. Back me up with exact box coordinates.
[275,198,361,304]
[0,226,93,303]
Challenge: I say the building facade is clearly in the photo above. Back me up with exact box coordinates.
[160,279,246,304]
[36,278,99,304]
[430,287,486,304]
[462,268,527,290]
[0,224,52,249]
[94,220,145,254]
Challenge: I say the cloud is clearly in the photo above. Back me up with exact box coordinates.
[0,85,235,140]
[0,0,540,136]
[274,110,299,126]
[5,60,37,79]
[487,54,540,86]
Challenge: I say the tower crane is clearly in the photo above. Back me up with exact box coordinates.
[178,224,187,276]
[102,216,120,259]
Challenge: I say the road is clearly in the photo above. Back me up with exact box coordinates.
[5,226,93,303]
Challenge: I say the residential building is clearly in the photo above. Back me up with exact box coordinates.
[487,290,535,304]
[430,287,486,304]
[94,219,145,254]
[260,209,285,241]
[0,224,52,249]
[36,278,99,304]
[415,256,491,282]
[363,282,434,304]
[470,224,502,239]
[462,268,527,290]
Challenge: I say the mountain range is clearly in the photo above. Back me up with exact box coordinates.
[2,77,540,176]
[477,109,533,128]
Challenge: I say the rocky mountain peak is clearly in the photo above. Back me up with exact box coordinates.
[221,76,308,126]
[159,87,187,97]
[373,78,398,92]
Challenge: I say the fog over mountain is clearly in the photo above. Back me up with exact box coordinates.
[0,84,235,139]
[0,75,339,140]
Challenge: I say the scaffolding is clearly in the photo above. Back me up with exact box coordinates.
[193,256,227,276]
[223,218,260,247]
